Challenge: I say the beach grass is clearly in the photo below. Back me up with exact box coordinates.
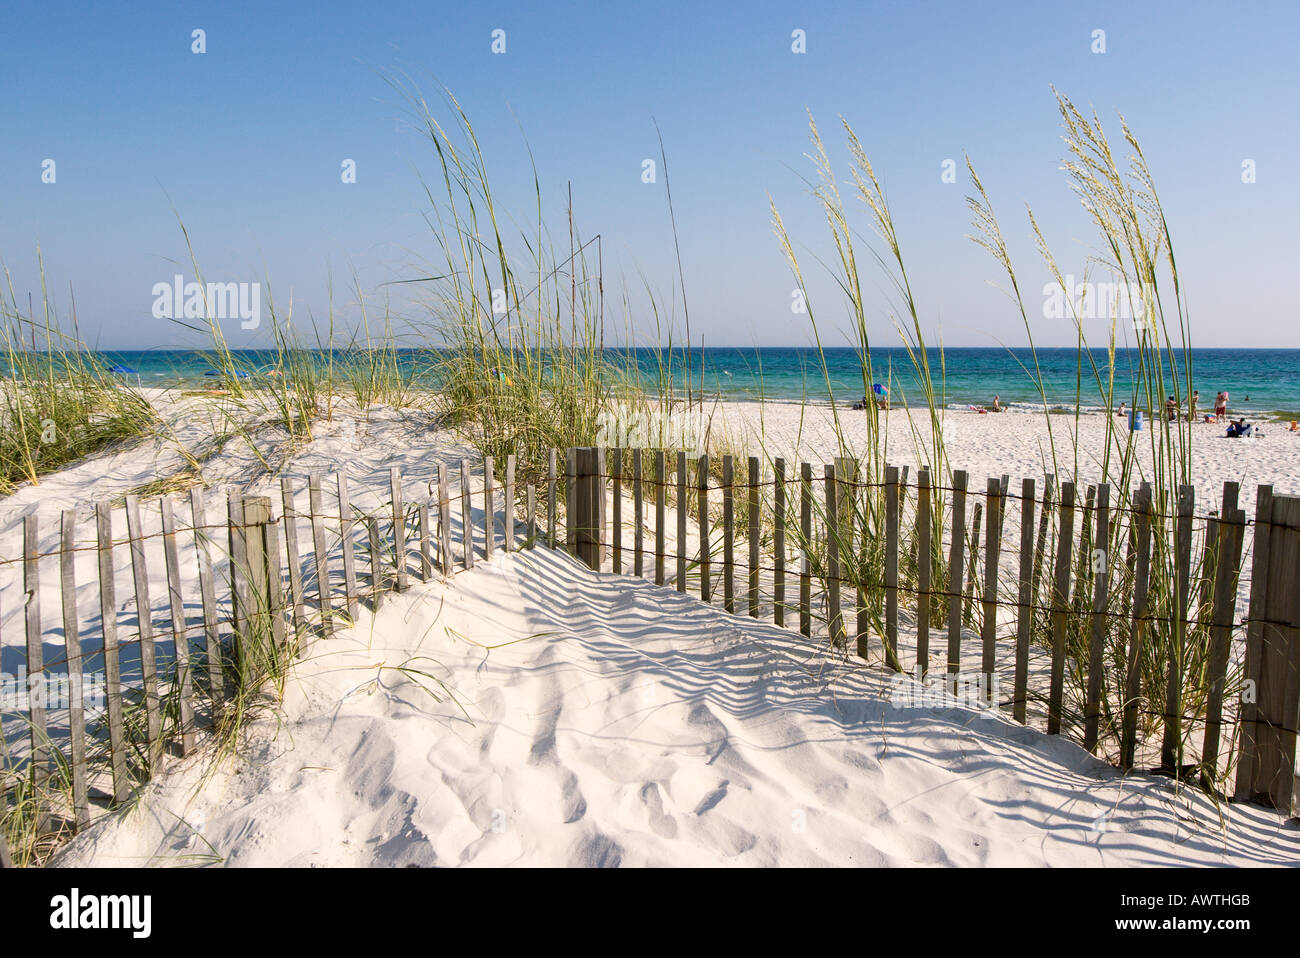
[0,257,158,495]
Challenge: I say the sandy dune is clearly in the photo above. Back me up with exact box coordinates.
[53,547,1299,867]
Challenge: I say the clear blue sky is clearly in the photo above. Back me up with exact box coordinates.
[2,0,1296,350]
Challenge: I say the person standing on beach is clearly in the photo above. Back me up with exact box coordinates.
[1189,390,1199,423]
[1214,390,1228,423]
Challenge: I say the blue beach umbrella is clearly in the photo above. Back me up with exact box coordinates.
[872,382,888,395]
[108,363,141,387]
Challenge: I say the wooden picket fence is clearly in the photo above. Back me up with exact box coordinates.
[2,444,1298,866]
[563,446,1300,814]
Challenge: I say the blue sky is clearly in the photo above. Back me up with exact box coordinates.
[2,0,1297,349]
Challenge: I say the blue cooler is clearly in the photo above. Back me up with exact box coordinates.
[1129,409,1144,432]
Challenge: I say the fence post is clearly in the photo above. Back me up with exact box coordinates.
[1236,490,1300,810]
[391,466,409,590]
[573,447,603,570]
[242,496,274,683]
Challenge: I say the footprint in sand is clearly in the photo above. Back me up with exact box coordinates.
[639,782,678,839]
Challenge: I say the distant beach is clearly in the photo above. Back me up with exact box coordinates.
[66,346,1300,421]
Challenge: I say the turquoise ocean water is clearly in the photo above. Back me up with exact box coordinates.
[87,347,1300,420]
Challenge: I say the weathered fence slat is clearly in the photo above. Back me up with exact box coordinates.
[261,499,288,655]
[437,463,452,573]
[1013,478,1035,723]
[611,448,622,573]
[308,474,333,636]
[59,510,89,827]
[279,479,305,635]
[1083,483,1110,752]
[418,502,433,580]
[980,476,1003,698]
[656,451,667,586]
[698,454,711,602]
[1237,489,1300,809]
[483,458,495,563]
[125,496,162,770]
[747,456,760,616]
[96,502,130,802]
[1047,481,1077,736]
[565,448,577,557]
[1121,482,1154,769]
[526,483,537,544]
[573,448,602,570]
[946,470,968,681]
[634,449,645,577]
[884,464,900,670]
[1031,474,1056,618]
[1160,485,1195,773]
[723,455,735,613]
[799,462,812,638]
[160,497,197,756]
[335,475,359,621]
[368,516,385,610]
[676,452,688,593]
[825,463,844,649]
[189,488,223,713]
[461,459,475,569]
[504,454,516,554]
[1201,503,1245,785]
[1235,485,1272,798]
[916,467,933,676]
[547,448,558,549]
[964,501,983,629]
[241,497,271,677]
[23,516,48,807]
[774,458,786,627]
[390,467,408,591]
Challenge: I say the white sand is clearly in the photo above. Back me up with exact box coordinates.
[710,400,1300,510]
[51,547,1300,867]
[4,391,1298,866]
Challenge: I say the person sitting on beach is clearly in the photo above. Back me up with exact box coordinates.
[1214,390,1228,423]
[991,394,1002,412]
[1116,401,1127,417]
[1226,417,1252,438]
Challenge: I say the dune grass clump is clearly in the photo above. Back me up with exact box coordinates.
[767,90,1235,776]
[0,261,157,495]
